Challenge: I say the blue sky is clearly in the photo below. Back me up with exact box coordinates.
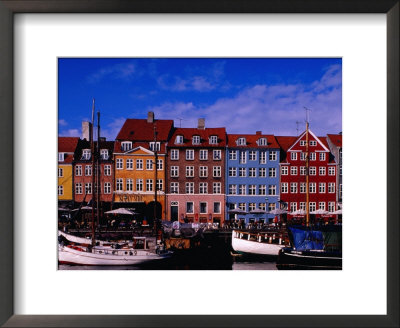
[58,58,342,140]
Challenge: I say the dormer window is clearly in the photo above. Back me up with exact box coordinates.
[121,141,132,152]
[192,135,200,145]
[257,138,267,146]
[237,137,246,146]
[81,149,91,160]
[58,152,65,162]
[209,135,218,144]
[175,135,184,144]
[150,142,160,151]
[100,149,109,160]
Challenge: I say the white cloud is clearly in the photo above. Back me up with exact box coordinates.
[58,119,68,126]
[87,62,136,84]
[59,129,80,137]
[98,117,126,140]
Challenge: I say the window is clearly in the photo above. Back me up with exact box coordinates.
[213,166,221,177]
[75,183,82,194]
[290,183,298,193]
[258,185,266,195]
[156,159,163,170]
[200,166,208,177]
[200,202,207,213]
[269,151,277,161]
[149,142,160,152]
[268,203,276,211]
[213,182,221,194]
[309,152,316,161]
[269,167,277,177]
[300,152,306,161]
[237,137,246,146]
[238,184,246,195]
[249,168,256,177]
[175,135,183,144]
[229,184,237,195]
[281,166,288,175]
[259,203,266,211]
[290,202,297,212]
[58,168,63,177]
[171,166,179,177]
[146,159,153,170]
[281,183,288,193]
[75,165,82,176]
[319,183,326,193]
[116,178,123,191]
[319,167,326,175]
[309,202,316,212]
[309,183,316,193]
[58,185,63,196]
[268,185,276,195]
[310,140,317,146]
[319,152,326,161]
[171,149,179,160]
[249,151,256,161]
[290,166,297,176]
[121,142,132,152]
[170,182,179,194]
[229,150,237,160]
[136,179,143,191]
[300,140,306,146]
[85,165,92,176]
[309,167,316,175]
[300,202,306,210]
[239,167,246,177]
[249,203,256,211]
[258,138,267,146]
[116,158,123,170]
[259,167,266,177]
[156,179,163,191]
[186,149,194,160]
[104,182,111,194]
[199,182,208,194]
[238,203,246,211]
[328,183,335,193]
[126,158,133,170]
[319,202,326,210]
[58,153,64,162]
[328,202,335,212]
[186,166,194,177]
[186,202,194,213]
[85,183,92,195]
[239,151,246,164]
[290,152,297,160]
[300,183,306,193]
[213,202,221,213]
[186,182,194,194]
[192,135,200,145]
[229,167,237,177]
[213,150,221,160]
[126,179,133,191]
[102,165,110,176]
[100,149,109,160]
[136,159,143,170]
[328,167,335,175]
[209,135,218,144]
[248,185,256,195]
[198,149,208,160]
[259,151,267,164]
[146,179,153,192]
[82,149,91,160]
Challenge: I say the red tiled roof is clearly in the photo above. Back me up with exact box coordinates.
[275,136,298,151]
[227,134,280,148]
[168,127,226,147]
[318,136,330,149]
[327,134,342,147]
[116,119,174,141]
[58,137,79,153]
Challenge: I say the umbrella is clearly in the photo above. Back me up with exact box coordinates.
[310,209,329,215]
[58,207,70,212]
[71,206,93,212]
[105,208,136,215]
[290,209,307,216]
[228,209,248,215]
[249,209,267,214]
[330,209,342,215]
[269,208,288,215]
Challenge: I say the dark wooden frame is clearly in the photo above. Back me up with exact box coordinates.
[0,1,398,327]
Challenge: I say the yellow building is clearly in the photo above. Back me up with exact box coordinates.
[58,137,79,204]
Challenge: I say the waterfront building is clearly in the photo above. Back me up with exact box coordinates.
[58,137,79,207]
[326,134,342,209]
[113,112,174,222]
[276,130,337,220]
[226,132,280,225]
[166,119,226,225]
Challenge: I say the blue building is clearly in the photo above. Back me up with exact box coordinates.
[225,132,280,224]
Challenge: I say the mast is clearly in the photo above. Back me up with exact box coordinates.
[96,111,101,229]
[304,107,310,227]
[91,99,96,246]
[153,124,158,239]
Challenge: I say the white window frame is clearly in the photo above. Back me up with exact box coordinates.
[281,183,288,193]
[58,185,63,196]
[309,182,316,193]
[290,152,297,160]
[199,202,208,214]
[126,179,133,191]
[121,141,132,152]
[170,182,179,194]
[199,166,208,178]
[229,150,237,160]
[269,151,277,161]
[171,166,179,177]
[237,137,246,146]
[192,135,200,145]
[85,183,92,195]
[126,158,133,170]
[186,166,194,177]
[328,182,335,193]
[75,165,82,176]
[328,166,336,176]
[309,166,316,175]
[249,151,257,161]
[213,182,221,194]
[213,149,222,160]
[258,184,266,195]
[85,165,92,176]
[259,167,266,177]
[170,149,179,160]
[300,183,306,193]
[239,167,246,177]
[157,159,163,170]
[136,179,143,192]
[58,153,64,162]
[186,149,194,160]
[239,151,246,164]
[146,159,153,170]
[213,202,221,214]
[229,167,237,177]
[310,140,317,146]
[104,182,111,194]
[75,183,82,194]
[199,182,208,194]
[116,158,123,170]
[175,135,183,144]
[319,183,326,193]
[146,179,153,192]
[290,166,297,176]
[100,149,109,160]
[238,184,246,195]
[199,149,208,160]
[209,135,218,144]
[249,167,257,177]
[186,201,194,214]
[290,182,298,194]
[319,166,326,175]
[58,168,63,177]
[269,167,277,177]
[213,166,221,177]
[82,149,91,160]
[309,152,316,161]
[136,159,143,170]
[185,182,194,194]
[268,185,276,195]
[281,166,288,175]
[229,184,237,195]
[116,178,123,191]
[319,152,326,161]
[248,185,256,195]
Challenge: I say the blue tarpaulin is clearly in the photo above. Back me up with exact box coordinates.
[289,226,324,250]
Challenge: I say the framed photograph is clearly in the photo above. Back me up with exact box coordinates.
[1,1,398,327]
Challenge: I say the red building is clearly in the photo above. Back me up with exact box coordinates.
[276,129,337,220]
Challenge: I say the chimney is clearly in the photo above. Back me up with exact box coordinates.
[147,111,154,123]
[81,121,92,141]
[197,118,205,130]
[256,131,262,135]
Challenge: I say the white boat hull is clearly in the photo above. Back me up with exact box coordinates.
[58,245,171,266]
[231,231,284,256]
[58,231,114,246]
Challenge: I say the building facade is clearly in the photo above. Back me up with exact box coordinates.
[326,134,342,209]
[226,132,281,224]
[166,120,226,225]
[58,137,79,206]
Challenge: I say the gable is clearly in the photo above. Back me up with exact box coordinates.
[287,129,329,152]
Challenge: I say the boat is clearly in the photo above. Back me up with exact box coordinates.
[231,230,286,256]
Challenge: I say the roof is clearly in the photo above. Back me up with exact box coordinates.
[276,136,298,151]
[74,139,115,162]
[168,127,226,147]
[227,134,280,148]
[58,137,79,153]
[327,134,342,148]
[116,119,174,141]
[114,141,167,154]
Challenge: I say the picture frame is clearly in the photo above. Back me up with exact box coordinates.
[0,0,398,327]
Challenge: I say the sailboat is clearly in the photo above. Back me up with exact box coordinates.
[58,101,172,266]
[276,118,342,270]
